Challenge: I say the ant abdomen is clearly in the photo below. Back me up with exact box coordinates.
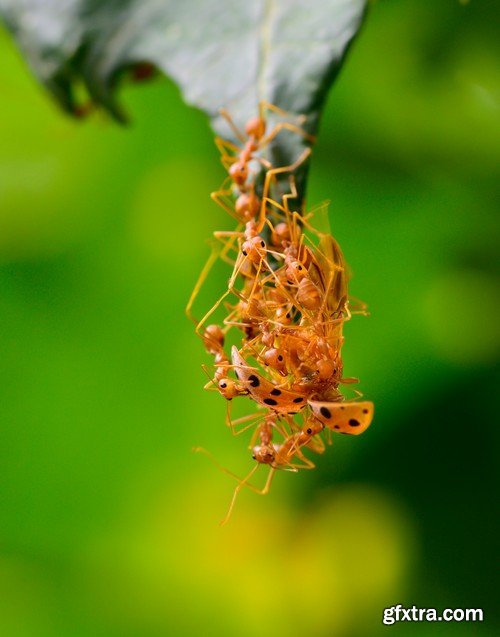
[296,278,321,310]
[203,324,225,354]
[235,192,260,220]
[245,116,266,140]
[271,222,293,247]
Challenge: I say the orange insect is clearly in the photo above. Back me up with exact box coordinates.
[189,104,373,523]
[212,101,314,222]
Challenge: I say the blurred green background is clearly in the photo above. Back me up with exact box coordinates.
[1,1,499,636]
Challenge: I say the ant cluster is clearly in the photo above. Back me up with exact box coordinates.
[187,103,373,523]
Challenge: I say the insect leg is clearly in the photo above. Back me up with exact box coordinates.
[258,101,307,126]
[220,466,276,526]
[218,108,247,143]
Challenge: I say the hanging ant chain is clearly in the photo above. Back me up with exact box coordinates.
[189,103,374,523]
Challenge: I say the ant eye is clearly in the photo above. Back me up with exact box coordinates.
[260,241,265,248]
[252,454,256,460]
[277,355,283,361]
[220,382,227,388]
[298,265,303,270]
[306,428,312,435]
[242,250,247,256]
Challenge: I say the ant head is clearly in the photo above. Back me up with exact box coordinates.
[262,347,286,372]
[252,444,275,465]
[245,116,266,140]
[286,259,307,283]
[229,161,248,186]
[217,378,240,400]
[275,306,293,326]
[242,236,267,263]
[315,359,335,381]
[302,418,324,437]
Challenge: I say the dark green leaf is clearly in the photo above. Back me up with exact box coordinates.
[1,0,366,196]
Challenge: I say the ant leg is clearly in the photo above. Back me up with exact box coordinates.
[283,446,317,471]
[259,122,315,149]
[306,435,326,455]
[258,148,312,230]
[220,466,276,526]
[219,108,247,143]
[215,137,241,157]
[194,448,276,524]
[272,416,299,440]
[213,229,244,266]
[187,232,245,329]
[226,408,265,437]
[324,428,333,447]
[248,415,272,448]
[210,188,242,222]
[286,457,317,471]
[262,178,301,242]
[196,287,232,334]
[348,295,369,316]
[186,247,221,324]
[212,231,245,269]
[259,101,307,126]
[201,364,218,389]
[225,251,262,303]
[195,251,255,333]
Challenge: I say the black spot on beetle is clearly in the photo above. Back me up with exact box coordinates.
[362,408,369,414]
[270,388,282,396]
[264,398,278,406]
[334,425,340,430]
[293,397,304,403]
[306,428,312,434]
[320,406,332,419]
[349,418,360,427]
[248,374,260,387]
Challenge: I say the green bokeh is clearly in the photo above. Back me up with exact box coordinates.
[1,1,498,636]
